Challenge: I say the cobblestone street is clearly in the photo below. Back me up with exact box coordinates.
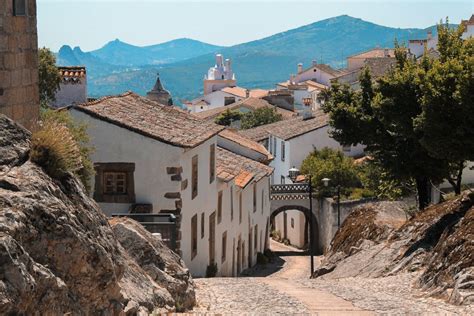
[190,240,474,315]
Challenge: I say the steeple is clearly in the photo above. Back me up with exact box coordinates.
[146,73,172,105]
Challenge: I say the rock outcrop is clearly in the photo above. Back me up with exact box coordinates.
[314,196,474,305]
[0,115,195,314]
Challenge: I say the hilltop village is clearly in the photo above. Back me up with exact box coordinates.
[0,0,473,314]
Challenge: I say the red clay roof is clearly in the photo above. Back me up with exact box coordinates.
[74,92,224,148]
[221,87,269,98]
[218,129,273,162]
[58,66,86,78]
[216,147,273,188]
[348,48,396,59]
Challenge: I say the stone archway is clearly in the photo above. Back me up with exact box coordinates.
[270,205,319,253]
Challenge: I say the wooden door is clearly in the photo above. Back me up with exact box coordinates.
[209,212,216,265]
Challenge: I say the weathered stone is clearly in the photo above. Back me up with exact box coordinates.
[0,115,196,314]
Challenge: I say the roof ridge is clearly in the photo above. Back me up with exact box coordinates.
[78,91,135,107]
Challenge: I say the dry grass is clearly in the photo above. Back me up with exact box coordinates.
[30,121,82,179]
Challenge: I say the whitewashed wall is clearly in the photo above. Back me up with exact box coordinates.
[52,80,87,108]
[295,67,335,86]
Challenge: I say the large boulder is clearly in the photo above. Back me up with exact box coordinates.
[314,195,474,305]
[0,114,195,314]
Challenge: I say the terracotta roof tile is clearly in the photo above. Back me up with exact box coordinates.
[240,109,329,142]
[216,147,273,188]
[348,48,396,59]
[221,87,269,98]
[58,66,86,78]
[193,97,296,120]
[74,92,224,148]
[219,129,273,162]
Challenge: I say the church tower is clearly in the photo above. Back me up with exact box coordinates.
[146,73,172,105]
[203,54,237,95]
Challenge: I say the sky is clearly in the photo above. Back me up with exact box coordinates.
[38,0,473,52]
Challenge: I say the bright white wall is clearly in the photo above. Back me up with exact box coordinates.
[217,135,267,162]
[285,210,306,248]
[52,81,87,108]
[70,109,181,216]
[191,90,243,113]
[295,66,334,86]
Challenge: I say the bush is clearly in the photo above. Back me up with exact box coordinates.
[348,188,375,200]
[215,109,242,126]
[205,263,218,278]
[241,107,282,129]
[40,108,95,193]
[30,121,82,179]
[270,229,281,241]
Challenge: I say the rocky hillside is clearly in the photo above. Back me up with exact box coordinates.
[0,115,195,314]
[314,197,474,305]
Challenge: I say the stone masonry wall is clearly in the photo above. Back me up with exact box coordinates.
[0,0,39,130]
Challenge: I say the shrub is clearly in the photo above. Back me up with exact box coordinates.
[205,263,218,278]
[270,229,281,241]
[40,108,95,193]
[30,121,82,179]
[348,188,375,200]
[215,109,242,126]
[241,107,282,129]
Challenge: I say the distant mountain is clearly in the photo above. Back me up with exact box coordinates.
[56,15,444,102]
[90,38,223,66]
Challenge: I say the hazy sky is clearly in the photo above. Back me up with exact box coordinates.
[38,0,473,52]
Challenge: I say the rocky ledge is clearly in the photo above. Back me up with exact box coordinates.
[0,115,195,314]
[314,196,474,306]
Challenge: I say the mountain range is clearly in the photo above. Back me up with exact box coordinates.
[56,15,440,103]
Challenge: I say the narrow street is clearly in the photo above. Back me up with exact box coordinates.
[191,240,373,315]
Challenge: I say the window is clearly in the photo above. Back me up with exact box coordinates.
[253,184,257,213]
[230,186,234,221]
[192,155,198,199]
[201,212,205,239]
[13,0,27,16]
[221,231,227,263]
[94,163,135,203]
[281,175,285,184]
[281,141,285,161]
[291,218,295,228]
[217,191,223,223]
[269,137,273,154]
[273,137,277,156]
[254,225,258,250]
[209,145,215,183]
[239,191,242,224]
[191,214,198,259]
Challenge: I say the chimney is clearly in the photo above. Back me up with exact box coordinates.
[290,74,296,84]
[297,63,303,74]
[427,30,433,40]
[312,60,317,66]
[384,48,389,57]
[245,89,250,98]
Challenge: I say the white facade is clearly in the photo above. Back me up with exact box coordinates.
[294,63,337,86]
[188,90,243,113]
[408,32,439,58]
[51,72,87,108]
[204,54,236,95]
[268,125,364,248]
[70,107,272,277]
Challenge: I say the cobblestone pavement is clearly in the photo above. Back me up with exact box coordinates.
[190,241,473,315]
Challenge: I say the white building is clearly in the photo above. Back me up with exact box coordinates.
[241,110,364,248]
[51,66,87,108]
[204,54,236,95]
[276,80,327,111]
[70,92,273,277]
[292,62,345,87]
[408,31,439,58]
[461,14,474,39]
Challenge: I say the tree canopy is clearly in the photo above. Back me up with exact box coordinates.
[214,109,242,126]
[321,22,473,208]
[241,107,282,130]
[39,47,61,105]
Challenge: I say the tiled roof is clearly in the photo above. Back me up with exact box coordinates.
[364,57,397,77]
[299,64,344,77]
[305,80,329,90]
[240,109,329,142]
[348,48,396,59]
[461,14,474,26]
[58,66,86,79]
[193,97,295,120]
[216,147,273,188]
[218,129,273,162]
[221,87,269,98]
[74,92,224,148]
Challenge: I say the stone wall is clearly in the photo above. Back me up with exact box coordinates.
[0,0,39,130]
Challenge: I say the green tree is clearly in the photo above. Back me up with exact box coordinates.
[214,108,242,126]
[300,147,361,197]
[241,107,282,129]
[414,22,474,194]
[322,52,450,209]
[39,47,61,105]
[40,108,95,193]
